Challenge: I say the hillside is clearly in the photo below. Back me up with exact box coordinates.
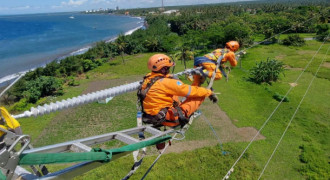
[13,38,328,179]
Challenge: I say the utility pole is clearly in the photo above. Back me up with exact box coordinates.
[159,0,165,12]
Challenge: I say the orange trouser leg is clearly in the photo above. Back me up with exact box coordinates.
[163,97,205,127]
[180,97,205,117]
[163,107,180,127]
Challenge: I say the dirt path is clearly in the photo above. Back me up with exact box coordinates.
[166,100,265,153]
[82,75,143,94]
[323,62,330,68]
[284,65,303,71]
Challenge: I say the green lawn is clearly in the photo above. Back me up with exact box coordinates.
[16,39,329,179]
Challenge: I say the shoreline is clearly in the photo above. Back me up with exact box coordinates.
[0,19,145,88]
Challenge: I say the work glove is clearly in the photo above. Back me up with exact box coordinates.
[236,51,247,58]
[191,69,202,75]
[209,93,218,104]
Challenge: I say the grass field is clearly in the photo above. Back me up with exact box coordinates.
[16,39,329,179]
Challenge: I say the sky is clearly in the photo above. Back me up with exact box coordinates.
[0,0,252,15]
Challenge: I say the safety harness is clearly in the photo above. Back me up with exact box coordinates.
[137,75,188,127]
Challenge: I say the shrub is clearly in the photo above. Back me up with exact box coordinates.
[82,59,97,71]
[249,59,285,84]
[282,34,305,46]
[299,144,330,179]
[315,24,329,41]
[23,76,63,103]
[273,92,289,102]
[10,98,32,112]
[67,77,80,86]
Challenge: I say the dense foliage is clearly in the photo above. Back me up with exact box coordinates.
[249,59,284,84]
[315,23,330,40]
[282,34,306,46]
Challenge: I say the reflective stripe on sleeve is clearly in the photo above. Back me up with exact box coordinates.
[185,86,192,97]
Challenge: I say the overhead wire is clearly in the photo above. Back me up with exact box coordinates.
[222,34,329,180]
[201,113,227,155]
[257,42,330,180]
[0,73,25,99]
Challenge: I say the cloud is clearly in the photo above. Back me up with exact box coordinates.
[0,7,9,10]
[91,0,111,4]
[52,0,88,9]
[61,0,88,6]
[13,6,31,10]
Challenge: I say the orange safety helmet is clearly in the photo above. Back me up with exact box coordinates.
[148,54,175,71]
[225,41,240,52]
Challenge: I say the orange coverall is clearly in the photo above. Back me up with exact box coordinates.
[142,72,212,127]
[192,48,237,86]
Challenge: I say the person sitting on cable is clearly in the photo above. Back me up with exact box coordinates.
[137,54,218,128]
[192,41,240,86]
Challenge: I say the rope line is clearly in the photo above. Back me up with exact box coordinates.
[201,113,226,155]
[222,35,328,180]
[257,45,330,180]
[140,131,178,180]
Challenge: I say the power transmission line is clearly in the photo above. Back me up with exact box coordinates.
[257,43,330,180]
[222,34,329,180]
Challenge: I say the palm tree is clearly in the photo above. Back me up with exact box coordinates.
[174,46,194,69]
[115,34,127,64]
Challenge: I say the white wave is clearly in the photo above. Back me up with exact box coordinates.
[0,69,31,84]
[69,46,92,56]
[105,25,143,43]
[105,37,118,43]
[131,16,142,20]
[124,25,143,36]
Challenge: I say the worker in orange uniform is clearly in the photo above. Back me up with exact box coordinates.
[137,54,218,128]
[192,41,240,86]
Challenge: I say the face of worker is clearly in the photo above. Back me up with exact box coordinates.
[162,66,171,75]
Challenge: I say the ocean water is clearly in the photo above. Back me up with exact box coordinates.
[0,12,144,85]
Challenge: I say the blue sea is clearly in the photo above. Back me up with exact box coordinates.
[0,12,144,86]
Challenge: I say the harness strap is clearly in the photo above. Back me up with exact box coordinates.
[173,101,189,127]
[138,76,165,102]
[219,65,227,78]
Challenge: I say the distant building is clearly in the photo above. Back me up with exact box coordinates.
[162,10,179,14]
[125,11,130,15]
[116,6,119,11]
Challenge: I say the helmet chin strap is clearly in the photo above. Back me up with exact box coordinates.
[154,67,170,75]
